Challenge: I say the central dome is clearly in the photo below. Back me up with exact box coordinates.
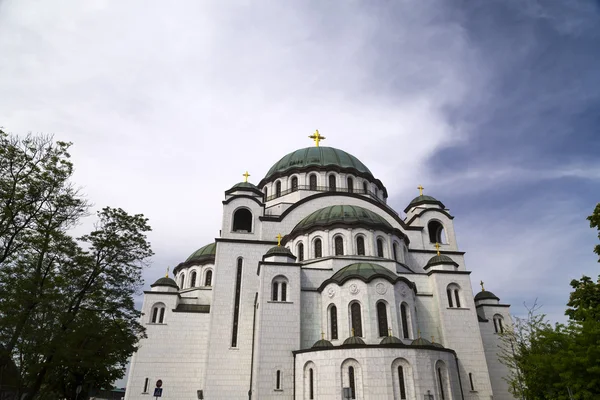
[291,205,392,236]
[263,147,372,181]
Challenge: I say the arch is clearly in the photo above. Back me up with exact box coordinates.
[303,361,317,400]
[400,302,410,339]
[428,220,446,244]
[275,180,282,198]
[179,273,186,289]
[314,238,323,258]
[393,242,399,261]
[291,176,299,192]
[309,174,317,190]
[435,360,452,400]
[350,302,363,337]
[297,242,304,262]
[356,235,365,256]
[232,208,252,232]
[150,302,166,324]
[328,174,336,192]
[334,235,344,256]
[271,275,289,302]
[391,358,413,400]
[347,177,354,193]
[341,359,362,400]
[446,283,461,308]
[377,301,389,337]
[204,269,213,287]
[263,186,268,199]
[329,304,338,340]
[377,237,385,258]
[493,314,504,333]
[190,270,197,287]
[362,181,368,194]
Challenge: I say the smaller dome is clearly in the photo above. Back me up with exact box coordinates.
[265,246,296,258]
[411,337,432,346]
[291,205,393,236]
[186,243,216,262]
[404,194,445,213]
[229,181,258,190]
[431,341,444,348]
[225,181,263,197]
[312,339,334,349]
[150,276,179,290]
[425,254,458,268]
[380,335,403,345]
[474,290,500,301]
[342,336,366,346]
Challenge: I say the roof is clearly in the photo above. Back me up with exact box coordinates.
[404,194,446,213]
[342,336,366,346]
[425,254,459,269]
[380,335,403,345]
[312,339,334,349]
[411,337,432,346]
[150,277,179,290]
[174,242,217,275]
[265,246,296,258]
[225,181,263,197]
[318,262,417,292]
[291,205,393,236]
[474,290,500,301]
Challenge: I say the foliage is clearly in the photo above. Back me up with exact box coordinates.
[588,203,600,262]
[0,129,154,399]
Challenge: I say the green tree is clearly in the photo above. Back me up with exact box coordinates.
[588,203,600,262]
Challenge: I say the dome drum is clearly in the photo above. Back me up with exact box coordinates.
[173,243,216,275]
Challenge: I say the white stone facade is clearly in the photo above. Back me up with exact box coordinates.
[125,146,516,400]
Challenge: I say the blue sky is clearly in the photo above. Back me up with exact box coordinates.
[1,0,598,331]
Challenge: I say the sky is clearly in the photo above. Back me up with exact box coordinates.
[1,0,599,347]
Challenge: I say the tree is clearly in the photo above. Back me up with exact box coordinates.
[588,203,600,262]
[0,129,153,399]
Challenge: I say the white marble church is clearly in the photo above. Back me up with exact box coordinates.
[125,133,514,400]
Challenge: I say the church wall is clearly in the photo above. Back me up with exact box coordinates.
[221,197,264,240]
[300,290,321,349]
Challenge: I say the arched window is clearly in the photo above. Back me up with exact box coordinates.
[356,236,365,256]
[291,176,298,192]
[493,314,504,333]
[377,238,384,258]
[276,370,282,390]
[398,366,407,400]
[428,220,446,244]
[350,303,363,337]
[272,281,279,301]
[276,181,282,197]
[231,258,243,348]
[377,302,389,337]
[349,366,356,399]
[143,378,149,393]
[151,303,166,324]
[329,304,338,340]
[437,363,448,400]
[334,236,344,256]
[400,303,410,339]
[205,270,213,287]
[314,238,322,258]
[233,208,252,232]
[190,271,197,287]
[393,243,399,261]
[263,186,268,199]
[309,174,317,190]
[469,372,475,391]
[309,368,314,399]
[447,283,461,308]
[281,282,287,301]
[328,175,336,192]
[362,181,368,194]
[271,276,288,302]
[347,177,354,193]
[180,273,185,289]
[297,243,304,262]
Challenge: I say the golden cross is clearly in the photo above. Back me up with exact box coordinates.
[417,185,424,196]
[165,266,169,278]
[276,233,282,246]
[434,242,441,256]
[388,328,393,337]
[431,336,435,343]
[480,280,485,292]
[418,329,421,338]
[308,129,326,147]
[321,332,325,340]
[242,171,250,183]
[351,328,355,337]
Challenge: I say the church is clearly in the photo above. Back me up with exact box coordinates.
[125,132,514,400]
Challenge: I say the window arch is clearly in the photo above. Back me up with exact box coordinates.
[263,186,268,199]
[271,276,289,302]
[190,270,197,287]
[334,236,344,256]
[314,238,322,258]
[356,236,365,256]
[291,176,298,192]
[275,181,282,198]
[179,273,185,289]
[304,362,317,400]
[436,360,451,400]
[328,174,336,191]
[377,301,389,337]
[493,314,504,333]
[428,220,446,244]
[400,303,410,339]
[329,304,338,340]
[297,242,304,262]
[233,208,252,232]
[362,181,368,194]
[341,359,362,400]
[350,302,363,337]
[376,238,385,258]
[393,243,399,261]
[347,177,354,193]
[309,368,314,399]
[204,269,213,286]
[392,358,412,400]
[446,283,461,308]
[150,302,166,324]
[309,174,317,190]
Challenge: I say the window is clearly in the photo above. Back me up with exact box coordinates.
[271,276,288,302]
[350,302,363,337]
[276,370,282,390]
[143,378,149,393]
[356,236,365,256]
[152,307,158,323]
[276,181,282,197]
[447,288,454,308]
[309,174,317,190]
[272,282,279,301]
[281,282,287,301]
[291,176,298,192]
[309,368,314,399]
[297,243,304,262]
[438,367,446,400]
[330,305,338,340]
[314,238,322,258]
[347,177,354,193]
[159,307,165,323]
[428,220,446,244]
[447,284,461,308]
[334,236,344,256]
[190,271,197,287]
[180,273,185,289]
[494,315,504,333]
[233,208,252,232]
[393,243,399,261]
[328,175,336,191]
[401,303,410,339]
[349,366,356,399]
[377,302,388,337]
[263,186,268,199]
[469,372,475,391]
[455,290,461,307]
[151,303,166,324]
[205,270,213,287]
[398,366,407,399]
[377,238,384,258]
[231,258,243,347]
[362,181,368,194]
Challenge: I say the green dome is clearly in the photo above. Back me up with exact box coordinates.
[312,339,334,349]
[404,194,445,213]
[150,276,179,290]
[229,182,258,190]
[291,205,392,236]
[431,341,444,348]
[380,335,403,345]
[425,254,458,269]
[411,337,432,346]
[264,147,372,181]
[265,246,295,258]
[318,262,417,292]
[342,336,366,346]
[474,290,500,301]
[186,243,216,262]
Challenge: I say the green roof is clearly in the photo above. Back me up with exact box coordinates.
[380,335,403,345]
[186,243,216,262]
[150,276,179,289]
[425,254,458,269]
[264,147,372,181]
[331,262,397,282]
[291,205,392,235]
[229,182,258,190]
[474,290,500,301]
[411,337,432,346]
[312,339,334,349]
[265,246,295,258]
[342,336,366,346]
[404,194,445,213]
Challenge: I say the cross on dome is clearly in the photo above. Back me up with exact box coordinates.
[418,185,424,196]
[480,280,485,292]
[434,242,441,256]
[309,129,326,147]
[165,266,169,278]
[276,233,283,246]
[242,171,250,183]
